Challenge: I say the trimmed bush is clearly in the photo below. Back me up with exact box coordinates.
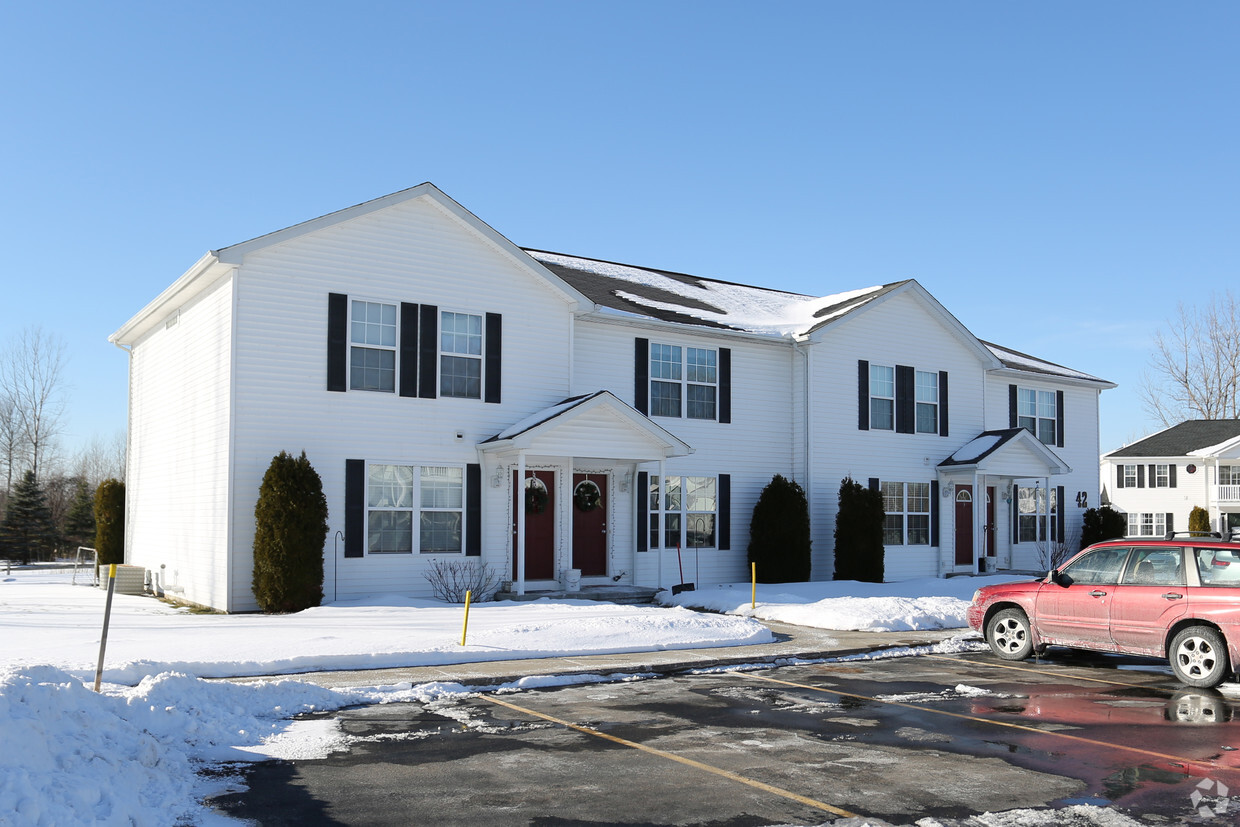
[93,478,126,566]
[252,451,328,612]
[1189,506,1211,535]
[1079,505,1127,549]
[747,474,811,583]
[832,476,884,583]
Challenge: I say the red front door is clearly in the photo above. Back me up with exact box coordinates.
[513,471,555,580]
[954,486,974,566]
[572,474,608,576]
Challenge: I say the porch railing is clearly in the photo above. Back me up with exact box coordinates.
[1216,484,1240,503]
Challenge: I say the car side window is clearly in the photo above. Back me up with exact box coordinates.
[1122,547,1184,586]
[1060,547,1130,586]
[1194,547,1240,586]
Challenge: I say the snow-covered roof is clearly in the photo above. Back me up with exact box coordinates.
[982,341,1111,385]
[938,428,1072,475]
[527,250,899,338]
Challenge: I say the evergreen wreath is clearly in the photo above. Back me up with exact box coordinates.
[574,481,602,512]
[524,480,549,514]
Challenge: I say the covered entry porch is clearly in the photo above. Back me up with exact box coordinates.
[937,428,1072,574]
[479,391,693,595]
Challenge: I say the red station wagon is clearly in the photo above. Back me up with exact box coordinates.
[968,534,1240,687]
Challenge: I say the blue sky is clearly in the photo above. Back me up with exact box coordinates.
[2,2,1236,460]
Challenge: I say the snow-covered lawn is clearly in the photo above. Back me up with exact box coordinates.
[4,566,1133,827]
[658,572,1032,631]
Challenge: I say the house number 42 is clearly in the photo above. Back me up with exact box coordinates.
[1075,491,1088,508]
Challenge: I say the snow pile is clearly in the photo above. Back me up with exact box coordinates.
[658,574,1030,631]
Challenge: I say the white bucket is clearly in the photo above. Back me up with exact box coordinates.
[562,568,582,592]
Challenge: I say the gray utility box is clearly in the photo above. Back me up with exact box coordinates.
[99,564,146,596]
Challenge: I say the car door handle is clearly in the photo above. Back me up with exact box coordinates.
[1088,590,1107,597]
[1161,593,1184,600]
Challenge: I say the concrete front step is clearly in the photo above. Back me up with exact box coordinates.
[494,585,661,605]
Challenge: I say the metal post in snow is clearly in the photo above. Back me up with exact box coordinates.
[459,589,472,646]
[93,564,117,692]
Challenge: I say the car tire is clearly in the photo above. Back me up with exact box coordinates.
[1169,626,1230,688]
[987,608,1034,661]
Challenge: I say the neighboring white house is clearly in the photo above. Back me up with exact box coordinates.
[1102,420,1240,539]
[110,184,1115,612]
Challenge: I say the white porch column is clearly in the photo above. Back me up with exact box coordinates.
[657,458,666,590]
[973,471,982,570]
[517,450,527,596]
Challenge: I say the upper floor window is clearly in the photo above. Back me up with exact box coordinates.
[915,371,938,434]
[1017,388,1057,445]
[1154,464,1171,488]
[870,364,895,430]
[1123,465,1139,488]
[440,311,482,399]
[651,344,718,420]
[350,300,397,392]
[1221,466,1240,485]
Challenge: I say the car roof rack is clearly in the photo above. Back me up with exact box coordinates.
[1162,530,1236,542]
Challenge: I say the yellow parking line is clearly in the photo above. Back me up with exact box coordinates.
[737,670,1228,774]
[922,652,1169,690]
[481,694,858,819]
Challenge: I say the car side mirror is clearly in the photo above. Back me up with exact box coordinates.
[1047,569,1062,586]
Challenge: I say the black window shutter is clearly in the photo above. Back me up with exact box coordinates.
[634,339,649,415]
[895,365,915,434]
[1170,464,1177,488]
[1138,465,1146,488]
[1166,513,1175,535]
[399,302,419,398]
[1057,485,1065,542]
[868,477,880,492]
[719,347,732,424]
[484,313,502,404]
[636,471,649,551]
[327,293,348,392]
[344,459,365,558]
[718,474,731,550]
[1056,390,1065,447]
[1008,384,1018,429]
[418,304,438,399]
[938,371,949,437]
[930,480,940,546]
[857,360,870,430]
[466,464,481,556]
[1149,464,1157,488]
[1116,465,1125,489]
[1012,495,1020,545]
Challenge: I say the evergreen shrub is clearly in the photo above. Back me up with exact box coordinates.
[747,474,811,583]
[2,471,56,564]
[1079,505,1127,549]
[832,476,884,583]
[1189,506,1211,535]
[94,478,125,565]
[252,451,328,612]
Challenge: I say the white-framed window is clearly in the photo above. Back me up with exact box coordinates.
[350,300,397,392]
[915,372,939,434]
[1122,465,1138,488]
[440,311,482,399]
[366,463,464,554]
[650,344,717,420]
[1127,512,1167,538]
[1017,388,1057,445]
[869,364,895,431]
[1220,466,1240,485]
[1018,486,1057,543]
[881,482,931,545]
[649,475,717,549]
[1154,464,1171,488]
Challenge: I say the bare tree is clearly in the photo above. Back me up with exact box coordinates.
[0,392,23,494]
[73,430,126,489]
[1140,291,1240,427]
[0,327,67,481]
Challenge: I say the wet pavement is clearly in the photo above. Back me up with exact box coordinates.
[209,647,1240,825]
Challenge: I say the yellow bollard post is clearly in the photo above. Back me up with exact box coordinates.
[751,562,756,610]
[460,589,473,646]
[94,564,118,692]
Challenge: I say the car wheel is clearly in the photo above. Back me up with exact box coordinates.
[987,608,1033,661]
[1169,626,1230,688]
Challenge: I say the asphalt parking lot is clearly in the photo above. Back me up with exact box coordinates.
[209,650,1240,826]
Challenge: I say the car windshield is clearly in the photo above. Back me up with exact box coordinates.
[1059,546,1130,586]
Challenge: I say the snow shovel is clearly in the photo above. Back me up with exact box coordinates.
[672,542,695,594]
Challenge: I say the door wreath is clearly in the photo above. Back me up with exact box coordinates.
[524,478,549,514]
[574,480,602,512]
